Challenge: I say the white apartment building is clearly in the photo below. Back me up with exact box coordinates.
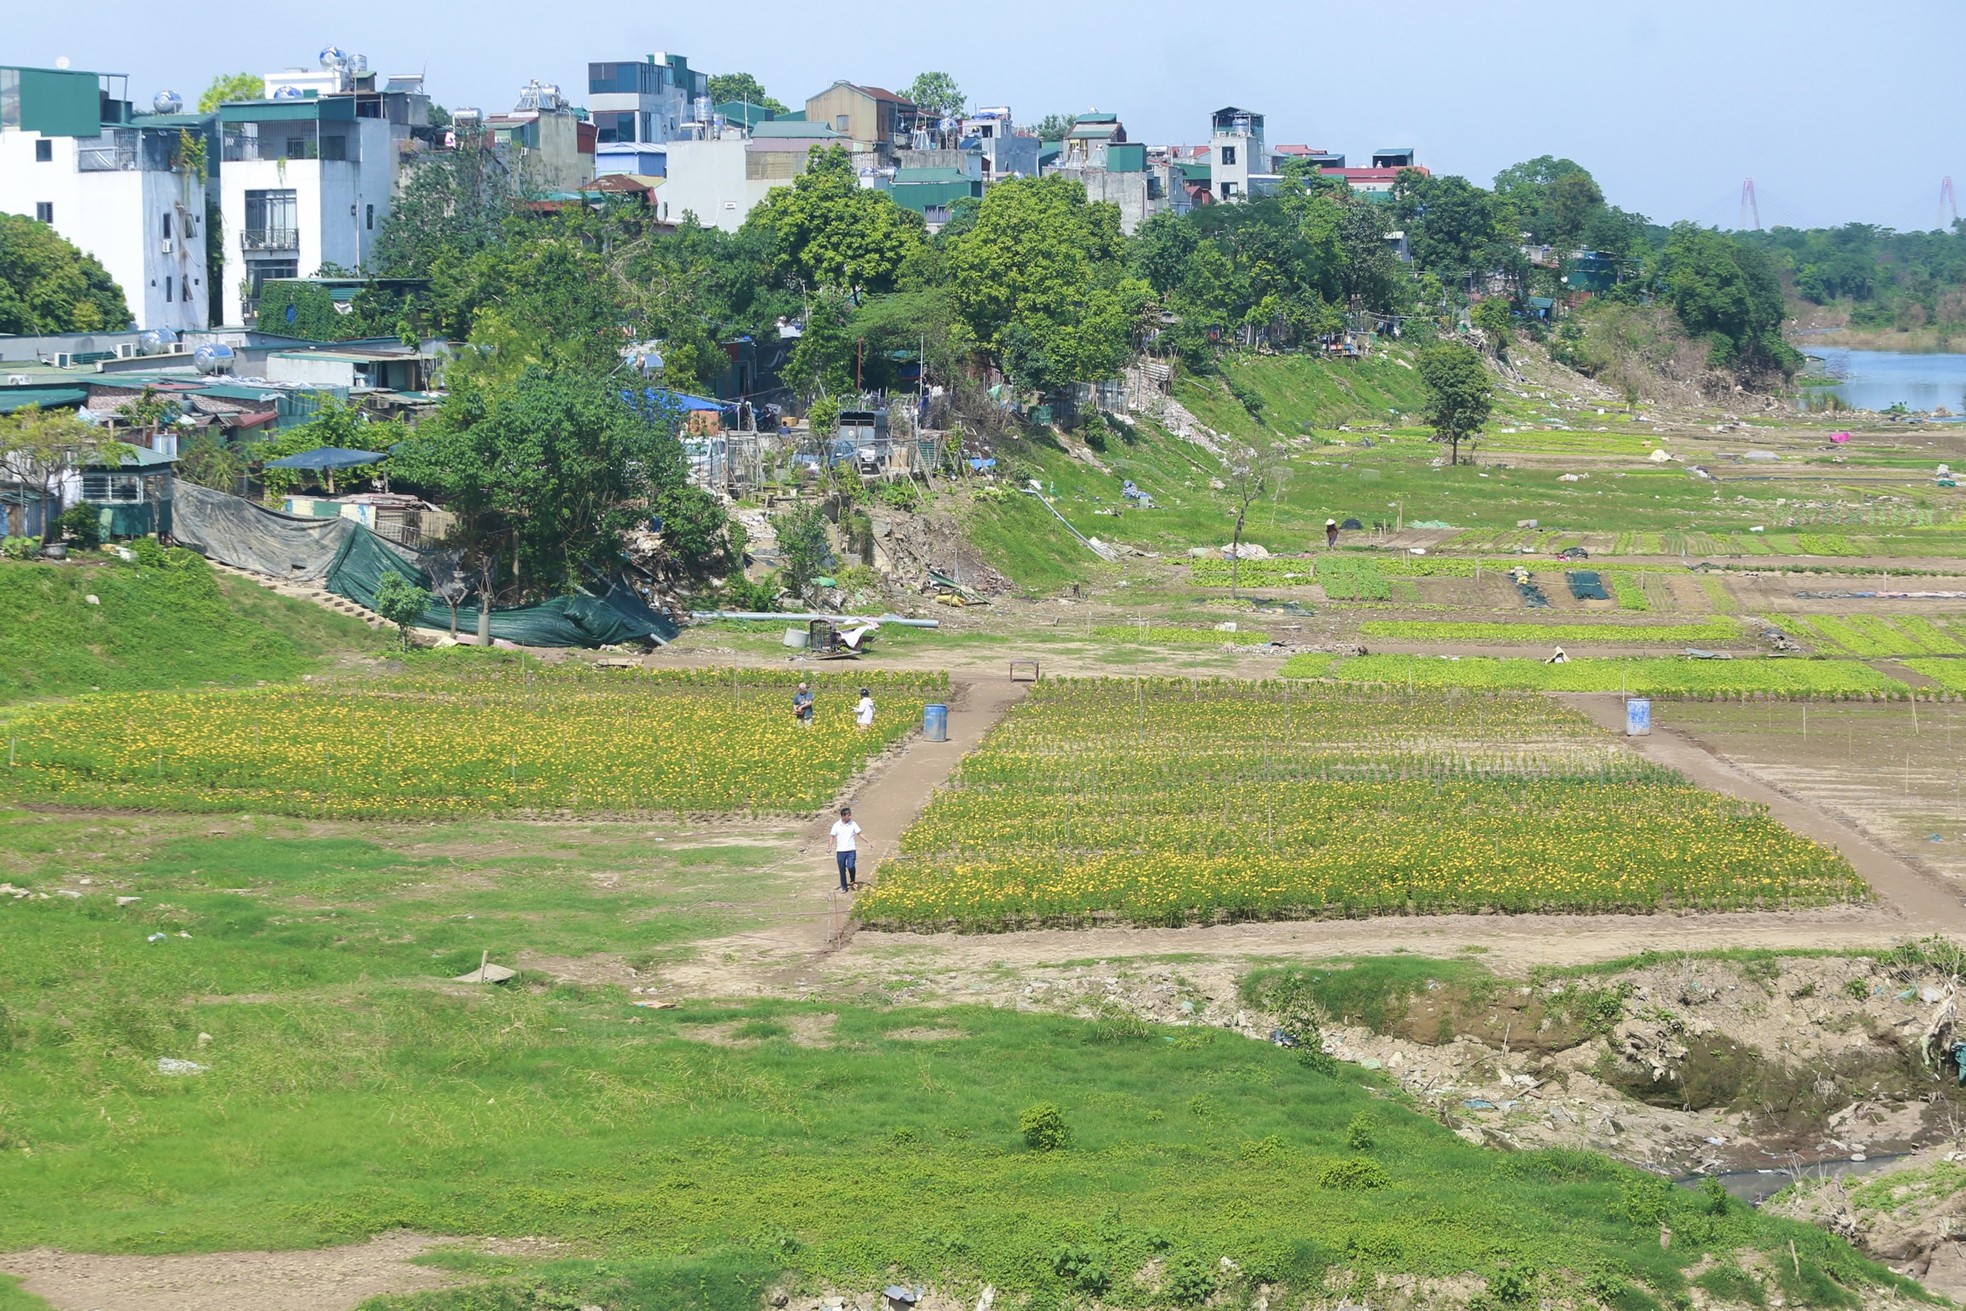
[1208,106,1269,202]
[0,65,212,332]
[216,57,429,324]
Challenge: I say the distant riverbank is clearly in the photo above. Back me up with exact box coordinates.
[1793,324,1963,354]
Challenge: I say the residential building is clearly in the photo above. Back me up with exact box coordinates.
[217,56,432,323]
[483,81,595,191]
[588,53,709,154]
[1320,148,1427,199]
[1208,106,1268,201]
[804,82,915,151]
[657,122,844,230]
[0,65,214,332]
[958,106,1038,181]
[1059,112,1125,167]
[888,167,982,231]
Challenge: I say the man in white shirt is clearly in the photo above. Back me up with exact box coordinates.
[830,805,863,891]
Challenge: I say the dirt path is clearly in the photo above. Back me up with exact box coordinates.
[658,675,1030,994]
[0,1233,460,1311]
[1554,693,1966,933]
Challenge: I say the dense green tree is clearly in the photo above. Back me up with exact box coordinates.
[784,289,857,398]
[944,175,1149,390]
[390,368,693,598]
[1417,342,1493,465]
[197,72,264,112]
[0,215,130,334]
[375,148,517,286]
[904,72,965,120]
[705,73,787,116]
[1660,224,1798,376]
[749,146,926,296]
[1028,113,1077,140]
[1129,212,1202,298]
[0,407,130,544]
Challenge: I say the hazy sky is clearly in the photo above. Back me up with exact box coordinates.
[13,0,1961,232]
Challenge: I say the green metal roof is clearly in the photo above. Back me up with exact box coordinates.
[219,97,355,124]
[0,387,87,413]
[893,167,971,184]
[3,66,102,137]
[1075,112,1119,124]
[716,100,775,129]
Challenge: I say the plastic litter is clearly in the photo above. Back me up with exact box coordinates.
[147,932,169,942]
[156,1057,208,1076]
[1462,1098,1496,1110]
[1268,1028,1300,1048]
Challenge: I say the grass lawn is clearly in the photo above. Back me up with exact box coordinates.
[0,807,1914,1310]
[860,680,1863,929]
[0,658,947,819]
[0,552,380,703]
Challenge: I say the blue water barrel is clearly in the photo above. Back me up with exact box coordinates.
[1626,698,1652,736]
[923,703,949,742]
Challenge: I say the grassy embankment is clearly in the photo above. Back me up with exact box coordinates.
[0,552,378,703]
[0,806,1920,1311]
[962,351,1966,591]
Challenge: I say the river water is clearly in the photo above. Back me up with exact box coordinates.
[1803,345,1966,415]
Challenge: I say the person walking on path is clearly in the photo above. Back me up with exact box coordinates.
[854,687,876,731]
[793,681,815,728]
[1325,518,1339,549]
[830,805,863,891]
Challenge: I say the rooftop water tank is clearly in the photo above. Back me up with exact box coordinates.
[137,328,178,355]
[153,90,183,114]
[193,343,236,376]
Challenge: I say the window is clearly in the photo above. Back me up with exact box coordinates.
[247,260,298,302]
[365,204,374,231]
[1220,182,1237,198]
[165,276,173,303]
[283,137,308,159]
[81,472,143,503]
[34,138,51,162]
[33,202,51,223]
[162,212,172,239]
[243,189,298,249]
[320,135,346,162]
[1220,145,1236,166]
[924,205,951,226]
[593,111,636,143]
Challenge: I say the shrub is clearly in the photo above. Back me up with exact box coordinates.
[57,504,101,547]
[1316,1157,1390,1190]
[1051,1244,1110,1296]
[1162,1254,1217,1306]
[1018,1101,1070,1152]
[373,574,429,650]
[0,536,38,560]
[1345,1111,1378,1151]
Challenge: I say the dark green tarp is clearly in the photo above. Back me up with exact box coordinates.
[1566,570,1610,602]
[325,528,678,647]
[172,481,674,647]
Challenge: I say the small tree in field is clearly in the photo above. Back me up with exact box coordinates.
[1225,438,1286,597]
[373,574,428,649]
[1417,342,1493,466]
[0,406,131,544]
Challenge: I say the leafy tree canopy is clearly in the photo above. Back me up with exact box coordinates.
[944,175,1149,392]
[904,71,965,120]
[748,146,926,296]
[1660,223,1799,376]
[197,72,265,113]
[0,214,130,334]
[1417,342,1493,465]
[706,73,788,116]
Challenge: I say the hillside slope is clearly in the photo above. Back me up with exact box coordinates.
[0,550,380,703]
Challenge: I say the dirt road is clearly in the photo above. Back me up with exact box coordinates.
[658,675,1030,994]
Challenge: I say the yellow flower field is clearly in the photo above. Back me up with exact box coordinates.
[0,661,945,818]
[857,679,1867,929]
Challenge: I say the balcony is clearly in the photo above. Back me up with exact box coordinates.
[222,132,355,164]
[76,130,173,172]
[241,228,300,253]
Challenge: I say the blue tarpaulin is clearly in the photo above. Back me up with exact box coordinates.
[266,446,387,470]
[622,387,727,413]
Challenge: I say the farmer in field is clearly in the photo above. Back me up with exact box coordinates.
[855,687,876,731]
[1325,518,1339,549]
[793,681,815,728]
[831,805,863,891]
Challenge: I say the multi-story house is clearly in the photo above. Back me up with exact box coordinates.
[0,65,214,332]
[216,54,430,323]
[482,81,596,192]
[1209,106,1269,201]
[588,52,708,178]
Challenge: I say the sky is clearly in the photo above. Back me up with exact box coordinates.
[12,0,1962,233]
